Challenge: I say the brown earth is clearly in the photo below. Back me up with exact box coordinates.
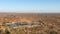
[0,13,60,34]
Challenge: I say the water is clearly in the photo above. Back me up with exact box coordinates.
[6,22,28,27]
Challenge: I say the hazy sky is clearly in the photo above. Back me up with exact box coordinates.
[0,0,60,13]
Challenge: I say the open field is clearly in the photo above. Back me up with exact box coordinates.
[0,13,60,34]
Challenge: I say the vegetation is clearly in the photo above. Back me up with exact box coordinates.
[5,29,10,34]
[0,14,60,34]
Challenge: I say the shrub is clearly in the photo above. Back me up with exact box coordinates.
[49,31,57,34]
[5,29,10,34]
[0,26,2,33]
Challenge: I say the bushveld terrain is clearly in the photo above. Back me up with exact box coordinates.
[0,13,60,34]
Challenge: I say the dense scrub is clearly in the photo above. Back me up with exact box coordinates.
[0,14,60,34]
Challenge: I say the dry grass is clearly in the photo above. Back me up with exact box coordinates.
[0,13,60,34]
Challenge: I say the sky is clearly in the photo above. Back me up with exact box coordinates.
[0,0,60,13]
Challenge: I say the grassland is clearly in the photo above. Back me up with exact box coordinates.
[0,13,60,34]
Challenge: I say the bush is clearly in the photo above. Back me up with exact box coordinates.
[0,27,2,33]
[5,29,10,34]
[49,31,57,34]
